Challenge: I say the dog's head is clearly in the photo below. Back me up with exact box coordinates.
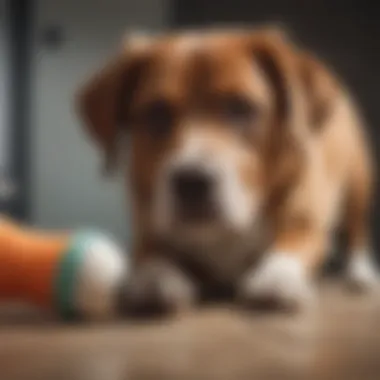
[77,28,336,248]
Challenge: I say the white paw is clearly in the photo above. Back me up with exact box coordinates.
[346,252,379,292]
[239,253,314,311]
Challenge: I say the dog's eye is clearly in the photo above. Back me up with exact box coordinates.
[140,100,175,137]
[221,95,259,126]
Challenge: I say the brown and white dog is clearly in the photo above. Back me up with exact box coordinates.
[77,27,378,314]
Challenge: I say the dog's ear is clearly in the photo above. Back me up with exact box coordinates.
[76,34,151,174]
[248,28,339,208]
[248,29,306,203]
[250,28,338,131]
[249,28,298,127]
[298,52,338,130]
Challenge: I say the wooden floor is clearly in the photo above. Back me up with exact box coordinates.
[1,282,380,380]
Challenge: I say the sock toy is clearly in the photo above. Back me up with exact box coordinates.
[0,217,128,320]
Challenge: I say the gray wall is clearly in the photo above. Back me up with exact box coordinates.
[31,0,168,239]
[0,0,9,172]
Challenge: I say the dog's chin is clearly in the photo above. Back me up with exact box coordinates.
[155,213,255,251]
[171,222,226,249]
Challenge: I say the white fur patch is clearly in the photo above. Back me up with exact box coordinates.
[75,236,128,320]
[346,250,379,291]
[239,252,314,310]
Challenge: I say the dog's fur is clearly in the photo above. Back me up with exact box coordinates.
[77,28,378,314]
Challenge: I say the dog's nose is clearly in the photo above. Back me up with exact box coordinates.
[171,167,213,205]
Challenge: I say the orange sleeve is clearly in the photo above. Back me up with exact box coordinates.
[0,217,70,309]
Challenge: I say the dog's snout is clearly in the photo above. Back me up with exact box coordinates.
[171,167,213,204]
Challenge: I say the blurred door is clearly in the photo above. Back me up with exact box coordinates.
[0,0,31,219]
[0,1,11,211]
[32,0,166,237]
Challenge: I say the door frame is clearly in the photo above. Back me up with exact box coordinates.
[1,0,33,220]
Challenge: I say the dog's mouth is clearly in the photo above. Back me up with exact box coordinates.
[174,198,219,224]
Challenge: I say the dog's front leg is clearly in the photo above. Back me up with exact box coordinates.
[238,225,325,312]
[120,255,198,317]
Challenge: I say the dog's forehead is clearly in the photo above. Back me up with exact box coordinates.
[147,31,249,62]
[133,31,271,101]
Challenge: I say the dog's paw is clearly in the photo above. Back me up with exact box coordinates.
[346,253,379,293]
[238,253,314,312]
[120,259,196,317]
